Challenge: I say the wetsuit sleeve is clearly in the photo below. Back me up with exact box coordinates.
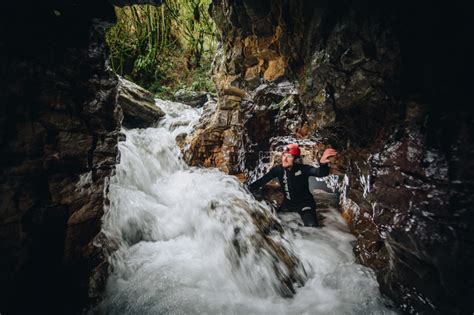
[305,163,330,177]
[248,166,280,191]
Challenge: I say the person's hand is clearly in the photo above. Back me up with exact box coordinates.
[320,148,337,164]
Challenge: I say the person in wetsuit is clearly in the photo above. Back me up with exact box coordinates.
[248,144,337,227]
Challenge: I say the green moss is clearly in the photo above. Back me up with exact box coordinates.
[313,89,327,105]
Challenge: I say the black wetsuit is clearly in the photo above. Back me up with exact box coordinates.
[248,163,330,227]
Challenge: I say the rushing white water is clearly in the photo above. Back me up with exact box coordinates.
[96,99,396,315]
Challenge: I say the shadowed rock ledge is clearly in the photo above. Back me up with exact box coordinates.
[0,0,162,314]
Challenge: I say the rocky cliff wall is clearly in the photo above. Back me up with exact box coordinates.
[185,1,474,313]
[0,1,160,313]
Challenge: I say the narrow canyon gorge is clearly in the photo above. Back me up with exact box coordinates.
[1,1,472,314]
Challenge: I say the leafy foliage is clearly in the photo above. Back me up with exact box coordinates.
[106,1,218,98]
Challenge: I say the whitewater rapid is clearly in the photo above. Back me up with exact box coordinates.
[96,99,396,314]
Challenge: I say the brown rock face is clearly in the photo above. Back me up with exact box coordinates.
[184,97,242,173]
[0,0,160,313]
[117,76,165,128]
[185,0,474,313]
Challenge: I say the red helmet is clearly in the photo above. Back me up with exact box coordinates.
[284,143,300,157]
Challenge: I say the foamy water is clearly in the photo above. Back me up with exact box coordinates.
[95,99,396,315]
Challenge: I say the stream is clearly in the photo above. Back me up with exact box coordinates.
[95,99,396,314]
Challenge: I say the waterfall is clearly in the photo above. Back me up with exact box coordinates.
[95,99,396,314]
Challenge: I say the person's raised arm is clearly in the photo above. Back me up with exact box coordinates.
[248,166,280,191]
[305,148,337,177]
[306,163,330,177]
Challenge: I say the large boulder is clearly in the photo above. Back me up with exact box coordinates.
[117,76,164,128]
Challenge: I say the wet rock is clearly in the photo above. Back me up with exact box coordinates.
[223,86,247,98]
[183,95,242,173]
[117,76,164,128]
[173,88,211,107]
[210,196,307,297]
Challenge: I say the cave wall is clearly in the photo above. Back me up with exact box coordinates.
[186,0,474,313]
[0,0,160,314]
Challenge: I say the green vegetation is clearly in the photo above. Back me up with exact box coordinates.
[106,0,218,99]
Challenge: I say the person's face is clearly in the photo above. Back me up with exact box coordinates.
[282,152,295,168]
